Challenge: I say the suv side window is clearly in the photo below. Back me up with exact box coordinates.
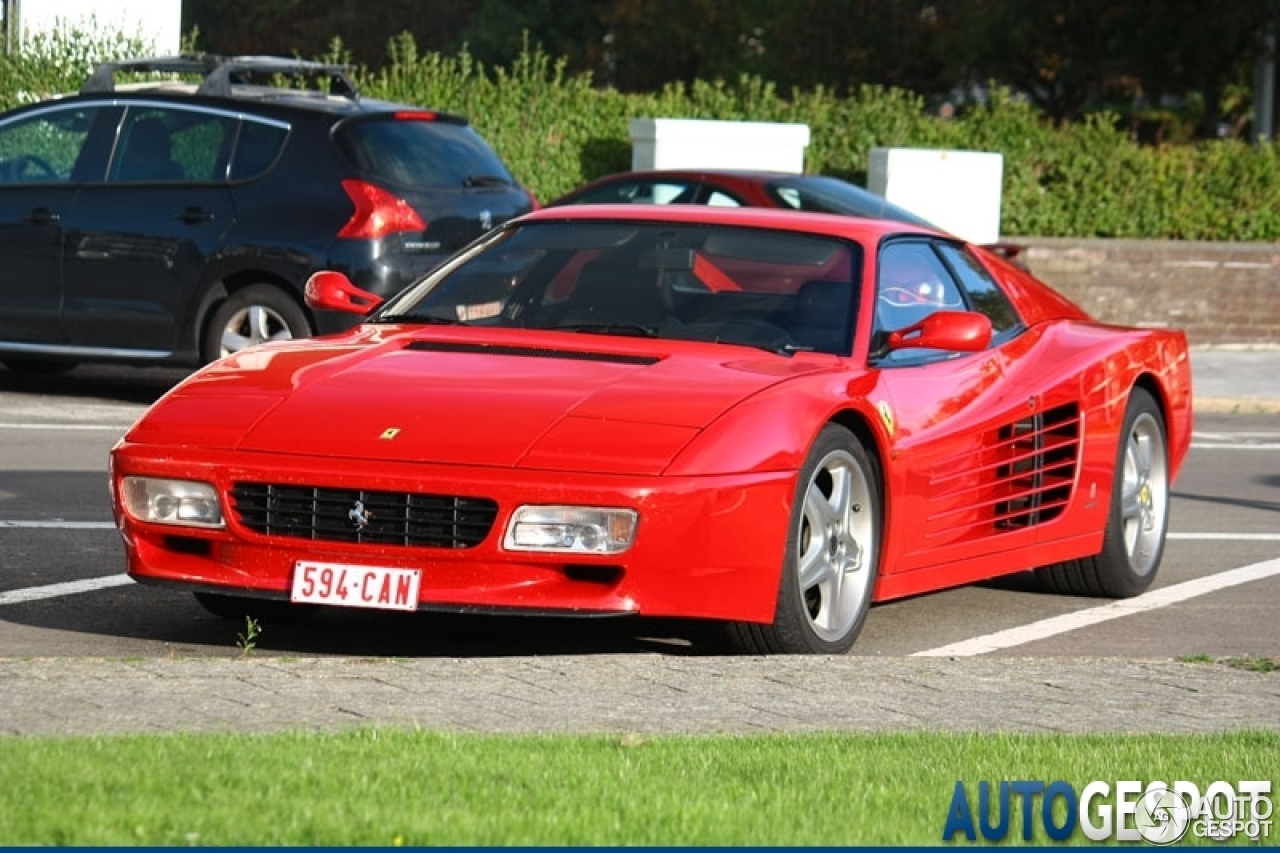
[109,107,234,183]
[0,106,100,184]
[231,119,288,181]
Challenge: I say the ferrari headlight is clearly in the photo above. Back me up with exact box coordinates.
[504,506,638,554]
[120,477,224,528]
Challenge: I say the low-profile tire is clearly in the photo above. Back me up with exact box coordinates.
[201,284,312,363]
[1037,387,1169,598]
[728,423,882,655]
[194,591,318,623]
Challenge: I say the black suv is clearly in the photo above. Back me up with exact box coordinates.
[0,54,536,372]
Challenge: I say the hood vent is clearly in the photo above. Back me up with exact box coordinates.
[405,340,659,365]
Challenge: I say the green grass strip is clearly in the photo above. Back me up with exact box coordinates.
[1,730,1276,845]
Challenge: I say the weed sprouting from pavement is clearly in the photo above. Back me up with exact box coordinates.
[1178,652,1276,672]
[235,616,262,657]
[1225,654,1277,673]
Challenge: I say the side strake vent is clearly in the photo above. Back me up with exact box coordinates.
[405,340,659,365]
[994,403,1081,529]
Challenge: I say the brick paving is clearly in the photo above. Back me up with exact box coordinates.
[2,655,1276,736]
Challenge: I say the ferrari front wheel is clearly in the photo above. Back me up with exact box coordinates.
[1037,387,1169,598]
[729,424,882,654]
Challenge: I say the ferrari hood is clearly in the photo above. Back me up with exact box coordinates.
[215,334,831,472]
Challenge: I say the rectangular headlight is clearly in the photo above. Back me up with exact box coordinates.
[503,506,637,554]
[120,476,224,529]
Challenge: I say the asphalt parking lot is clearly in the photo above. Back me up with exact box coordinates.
[1,350,1277,736]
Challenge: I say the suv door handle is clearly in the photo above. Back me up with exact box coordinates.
[24,207,60,225]
[175,206,215,224]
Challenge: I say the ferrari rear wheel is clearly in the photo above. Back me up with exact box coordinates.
[728,424,881,655]
[1037,387,1169,598]
[194,591,318,624]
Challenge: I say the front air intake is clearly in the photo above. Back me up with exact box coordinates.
[231,483,497,548]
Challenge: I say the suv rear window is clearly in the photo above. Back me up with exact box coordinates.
[335,116,515,190]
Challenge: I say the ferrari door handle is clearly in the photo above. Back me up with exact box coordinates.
[175,206,215,224]
[23,207,60,225]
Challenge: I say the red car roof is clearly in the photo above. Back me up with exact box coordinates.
[520,202,944,241]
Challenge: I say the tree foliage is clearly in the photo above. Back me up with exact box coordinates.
[7,24,1280,242]
[181,0,1278,139]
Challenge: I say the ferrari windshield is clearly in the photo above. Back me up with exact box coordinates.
[373,221,863,355]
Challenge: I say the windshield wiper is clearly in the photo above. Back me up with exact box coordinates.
[708,336,811,357]
[371,313,463,325]
[463,174,513,188]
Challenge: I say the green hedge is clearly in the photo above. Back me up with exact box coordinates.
[6,30,1279,241]
[356,35,1280,241]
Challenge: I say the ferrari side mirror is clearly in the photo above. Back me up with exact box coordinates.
[887,310,993,352]
[304,270,383,315]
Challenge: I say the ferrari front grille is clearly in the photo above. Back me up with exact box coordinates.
[230,483,497,548]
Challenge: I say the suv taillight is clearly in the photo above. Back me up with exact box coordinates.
[338,179,426,239]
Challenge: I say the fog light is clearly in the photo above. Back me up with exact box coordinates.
[503,506,637,554]
[120,477,224,529]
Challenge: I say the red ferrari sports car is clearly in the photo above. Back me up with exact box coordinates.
[110,205,1193,654]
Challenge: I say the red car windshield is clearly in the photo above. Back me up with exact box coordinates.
[375,221,864,355]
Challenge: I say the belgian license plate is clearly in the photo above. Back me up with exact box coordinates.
[291,561,421,611]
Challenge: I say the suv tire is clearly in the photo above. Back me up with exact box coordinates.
[202,284,312,363]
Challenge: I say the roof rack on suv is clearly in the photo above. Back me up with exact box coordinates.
[81,54,360,100]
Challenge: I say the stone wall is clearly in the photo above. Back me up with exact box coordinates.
[1012,238,1280,349]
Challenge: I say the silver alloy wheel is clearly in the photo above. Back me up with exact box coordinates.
[795,446,876,643]
[219,304,295,356]
[1120,410,1169,576]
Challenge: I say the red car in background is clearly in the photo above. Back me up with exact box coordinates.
[549,169,1027,264]
[111,205,1190,654]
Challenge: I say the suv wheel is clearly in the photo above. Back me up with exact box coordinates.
[202,284,312,363]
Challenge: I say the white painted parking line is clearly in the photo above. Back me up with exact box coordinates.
[0,574,134,606]
[1170,532,1280,541]
[0,521,117,529]
[912,557,1280,658]
[1190,430,1280,450]
[1189,442,1280,450]
[0,423,130,431]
